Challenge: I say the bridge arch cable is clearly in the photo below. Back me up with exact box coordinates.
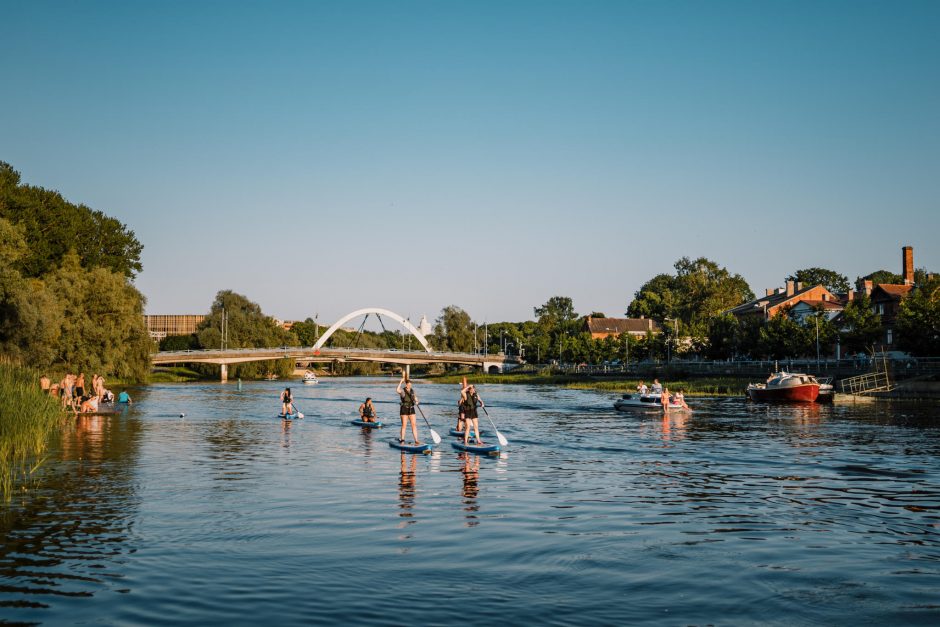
[313,308,432,353]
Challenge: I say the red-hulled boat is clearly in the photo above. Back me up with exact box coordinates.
[746,371,821,402]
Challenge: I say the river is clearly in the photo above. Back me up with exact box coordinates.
[1,379,938,625]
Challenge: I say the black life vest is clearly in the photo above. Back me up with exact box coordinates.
[363,403,374,417]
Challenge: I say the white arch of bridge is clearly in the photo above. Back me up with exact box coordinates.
[313,308,432,353]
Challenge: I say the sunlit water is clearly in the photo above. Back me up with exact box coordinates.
[1,378,939,625]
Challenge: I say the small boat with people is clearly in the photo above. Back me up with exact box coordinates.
[746,371,821,402]
[614,394,686,412]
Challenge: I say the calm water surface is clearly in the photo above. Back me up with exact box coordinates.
[2,379,939,625]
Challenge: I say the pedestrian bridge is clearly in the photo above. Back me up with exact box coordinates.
[152,346,520,380]
[151,306,521,380]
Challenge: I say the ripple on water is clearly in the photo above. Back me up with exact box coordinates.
[1,381,939,624]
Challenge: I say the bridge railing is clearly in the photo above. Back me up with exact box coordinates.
[154,346,521,362]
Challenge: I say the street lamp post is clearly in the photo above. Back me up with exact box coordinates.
[815,315,820,368]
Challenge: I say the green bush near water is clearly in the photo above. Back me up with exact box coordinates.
[422,371,750,396]
[0,362,63,501]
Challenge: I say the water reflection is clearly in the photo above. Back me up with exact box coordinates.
[460,453,480,526]
[398,453,417,523]
[0,413,142,617]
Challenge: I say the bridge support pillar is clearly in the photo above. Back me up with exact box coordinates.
[482,361,503,374]
[405,364,410,379]
[220,363,228,383]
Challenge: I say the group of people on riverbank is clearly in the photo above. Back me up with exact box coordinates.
[636,378,691,413]
[39,373,131,414]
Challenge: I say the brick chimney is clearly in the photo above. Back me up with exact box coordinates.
[847,289,855,301]
[903,245,914,285]
[863,280,873,295]
[765,288,774,296]
[786,280,795,296]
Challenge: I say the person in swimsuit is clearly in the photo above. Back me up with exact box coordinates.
[280,387,294,416]
[359,397,378,423]
[456,385,469,432]
[660,387,670,415]
[396,377,420,444]
[462,384,485,445]
[79,395,99,414]
[75,373,86,401]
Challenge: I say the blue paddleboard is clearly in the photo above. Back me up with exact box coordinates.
[278,413,302,420]
[351,419,383,428]
[449,428,488,437]
[388,440,432,453]
[451,440,500,454]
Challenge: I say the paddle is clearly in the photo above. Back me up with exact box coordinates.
[481,406,509,446]
[415,403,442,445]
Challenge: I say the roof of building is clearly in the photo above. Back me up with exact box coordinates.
[791,299,844,311]
[871,284,914,300]
[726,284,834,316]
[585,317,661,334]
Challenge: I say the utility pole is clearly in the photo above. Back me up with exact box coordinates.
[815,315,820,368]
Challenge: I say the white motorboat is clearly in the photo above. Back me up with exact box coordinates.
[302,371,319,384]
[614,393,685,412]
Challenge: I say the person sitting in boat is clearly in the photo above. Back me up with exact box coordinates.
[462,384,485,446]
[637,381,649,396]
[651,379,663,395]
[118,390,132,404]
[280,387,295,416]
[359,397,378,423]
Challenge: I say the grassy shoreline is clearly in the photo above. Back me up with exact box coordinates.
[419,372,751,396]
[0,363,64,502]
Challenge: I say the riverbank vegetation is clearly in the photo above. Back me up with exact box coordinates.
[0,362,63,501]
[0,162,151,381]
[422,371,750,396]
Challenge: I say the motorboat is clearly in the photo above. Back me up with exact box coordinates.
[302,371,319,384]
[816,377,834,403]
[614,393,685,412]
[746,371,820,402]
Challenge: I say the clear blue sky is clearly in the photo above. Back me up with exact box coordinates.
[2,0,938,327]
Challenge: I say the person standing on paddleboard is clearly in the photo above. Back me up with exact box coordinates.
[396,377,421,444]
[359,397,377,423]
[280,387,295,416]
[456,384,470,433]
[462,384,485,445]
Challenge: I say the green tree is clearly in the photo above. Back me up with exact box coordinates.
[626,273,677,321]
[857,270,902,287]
[896,279,940,356]
[196,290,296,379]
[839,293,881,354]
[757,310,804,359]
[0,162,143,279]
[432,305,474,353]
[291,318,323,346]
[787,267,850,294]
[44,253,151,380]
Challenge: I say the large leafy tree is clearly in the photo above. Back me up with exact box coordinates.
[44,253,151,380]
[839,293,882,354]
[0,162,143,279]
[432,305,474,353]
[787,267,850,294]
[196,290,296,379]
[857,270,902,287]
[628,257,753,349]
[896,279,940,356]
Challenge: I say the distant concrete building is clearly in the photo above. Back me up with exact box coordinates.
[144,314,206,340]
[585,316,661,340]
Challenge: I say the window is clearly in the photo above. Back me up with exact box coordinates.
[887,329,893,345]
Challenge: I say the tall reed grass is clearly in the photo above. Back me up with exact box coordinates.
[0,361,63,501]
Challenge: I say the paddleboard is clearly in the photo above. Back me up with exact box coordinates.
[388,440,432,453]
[449,428,488,437]
[278,412,303,420]
[351,419,383,428]
[451,440,500,454]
